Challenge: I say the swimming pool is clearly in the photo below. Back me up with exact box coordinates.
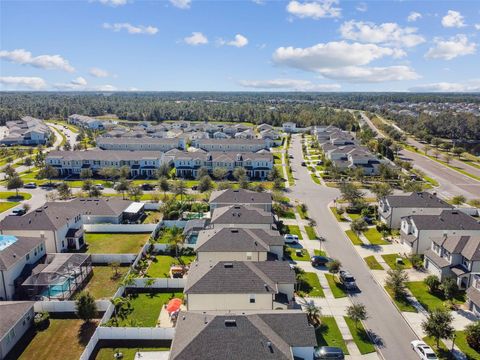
[41,278,73,297]
[186,234,198,245]
[0,235,18,251]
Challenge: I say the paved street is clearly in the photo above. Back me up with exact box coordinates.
[287,134,419,360]
[360,112,480,199]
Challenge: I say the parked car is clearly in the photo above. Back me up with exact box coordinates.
[284,234,299,244]
[289,155,294,159]
[311,256,330,267]
[10,207,26,216]
[141,183,154,191]
[411,340,438,360]
[191,185,198,191]
[95,184,104,190]
[24,182,37,189]
[317,161,323,166]
[339,270,357,290]
[301,161,306,166]
[314,346,345,359]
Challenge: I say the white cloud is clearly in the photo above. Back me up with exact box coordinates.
[218,34,249,48]
[273,41,405,72]
[0,76,47,89]
[339,20,425,48]
[475,24,480,30]
[96,0,128,6]
[425,34,476,60]
[409,80,480,92]
[94,84,117,91]
[169,0,191,9]
[239,79,341,91]
[407,11,422,22]
[317,65,419,83]
[286,0,341,19]
[184,32,208,46]
[71,77,87,86]
[441,10,466,28]
[0,49,75,72]
[103,22,158,35]
[252,0,265,5]
[356,2,367,12]
[89,67,110,78]
[54,76,89,90]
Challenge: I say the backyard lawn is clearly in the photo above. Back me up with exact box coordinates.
[75,266,128,299]
[364,256,383,270]
[95,347,170,360]
[344,317,376,354]
[385,286,417,312]
[85,233,150,254]
[285,225,303,240]
[147,255,196,278]
[345,230,363,245]
[407,281,465,312]
[285,247,309,262]
[297,272,324,297]
[16,319,96,360]
[144,211,162,224]
[305,226,318,240]
[362,228,389,245]
[325,274,347,298]
[117,292,183,327]
[455,331,480,360]
[381,254,412,270]
[315,316,349,354]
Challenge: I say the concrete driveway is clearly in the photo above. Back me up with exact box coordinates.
[287,134,419,360]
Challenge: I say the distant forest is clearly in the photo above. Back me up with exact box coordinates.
[0,92,479,140]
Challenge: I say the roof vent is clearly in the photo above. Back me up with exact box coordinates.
[234,206,241,209]
[224,263,233,268]
[231,229,239,233]
[267,341,274,353]
[452,211,458,214]
[224,319,237,327]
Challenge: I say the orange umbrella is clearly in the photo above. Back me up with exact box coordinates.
[166,298,182,314]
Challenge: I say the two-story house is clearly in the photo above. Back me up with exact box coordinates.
[191,139,268,152]
[96,136,186,151]
[282,122,297,133]
[68,114,104,130]
[467,275,480,317]
[0,302,35,359]
[400,210,480,254]
[210,205,275,230]
[209,189,272,212]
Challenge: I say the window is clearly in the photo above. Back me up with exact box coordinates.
[462,257,471,270]
[246,252,252,260]
[249,294,256,303]
[26,253,30,261]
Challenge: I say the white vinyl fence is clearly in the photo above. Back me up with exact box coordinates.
[132,278,185,288]
[90,254,137,264]
[83,224,156,233]
[34,300,110,313]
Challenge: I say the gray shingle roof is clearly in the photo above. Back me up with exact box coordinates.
[170,311,316,360]
[184,261,295,294]
[0,301,34,339]
[385,192,453,208]
[47,150,164,161]
[211,205,274,225]
[209,189,272,205]
[409,210,480,231]
[0,236,44,271]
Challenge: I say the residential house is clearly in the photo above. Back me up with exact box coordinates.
[257,123,274,132]
[68,114,104,130]
[195,228,284,262]
[96,137,186,151]
[46,150,171,178]
[234,129,256,140]
[0,301,35,360]
[210,205,275,230]
[467,275,480,317]
[191,139,268,152]
[169,311,317,360]
[209,189,273,212]
[282,122,296,133]
[400,210,480,254]
[379,192,453,229]
[424,235,480,289]
[1,117,51,146]
[212,131,230,139]
[184,261,296,311]
[0,235,46,300]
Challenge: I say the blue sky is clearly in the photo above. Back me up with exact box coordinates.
[1,0,479,92]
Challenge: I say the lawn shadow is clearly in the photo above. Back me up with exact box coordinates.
[367,330,384,348]
[360,244,383,253]
[77,321,97,346]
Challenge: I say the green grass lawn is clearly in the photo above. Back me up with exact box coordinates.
[349,213,362,221]
[381,254,412,270]
[314,249,327,256]
[345,230,363,245]
[16,319,96,360]
[147,255,195,278]
[406,281,465,312]
[364,256,383,270]
[297,272,325,297]
[325,274,347,298]
[118,292,183,327]
[144,211,162,224]
[422,336,453,360]
[0,201,19,213]
[316,316,349,354]
[455,331,480,360]
[285,225,303,240]
[330,207,346,222]
[305,226,318,240]
[74,266,128,299]
[85,233,150,254]
[95,347,170,360]
[362,228,389,245]
[310,173,322,184]
[296,205,308,219]
[285,247,309,262]
[385,286,417,312]
[280,208,296,219]
[0,191,32,200]
[344,317,376,354]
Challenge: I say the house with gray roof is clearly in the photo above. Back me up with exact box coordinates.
[400,210,480,254]
[0,235,46,300]
[1,116,51,146]
[196,228,284,262]
[210,205,275,230]
[209,189,272,212]
[424,235,480,289]
[467,275,480,317]
[184,261,296,311]
[0,301,35,359]
[68,114,105,130]
[96,136,186,151]
[191,138,269,152]
[379,192,453,229]
[169,310,317,360]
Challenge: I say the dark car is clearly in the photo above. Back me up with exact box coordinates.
[141,183,154,191]
[314,346,345,359]
[10,208,26,216]
[311,256,330,267]
[301,161,306,166]
[24,182,37,189]
[191,185,198,191]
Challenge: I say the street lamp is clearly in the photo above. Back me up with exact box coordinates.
[451,333,456,352]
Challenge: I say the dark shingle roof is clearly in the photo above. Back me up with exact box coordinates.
[185,261,295,294]
[211,205,274,225]
[0,236,44,271]
[467,286,480,307]
[408,210,480,231]
[169,311,316,360]
[385,192,453,208]
[209,189,272,205]
[0,301,34,339]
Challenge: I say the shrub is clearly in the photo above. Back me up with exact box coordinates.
[424,275,441,294]
[465,321,480,351]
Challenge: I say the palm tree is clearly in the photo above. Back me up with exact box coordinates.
[110,296,132,325]
[165,226,184,258]
[305,301,322,327]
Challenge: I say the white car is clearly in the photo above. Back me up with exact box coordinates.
[284,234,299,244]
[411,340,438,360]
